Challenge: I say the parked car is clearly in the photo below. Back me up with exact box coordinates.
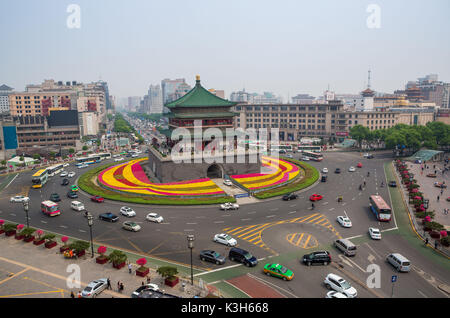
[388,181,397,187]
[61,178,69,186]
[49,193,61,202]
[229,247,258,267]
[200,250,226,265]
[131,284,160,298]
[213,233,237,246]
[10,195,30,203]
[309,194,323,201]
[123,221,141,232]
[146,213,163,223]
[263,263,294,281]
[91,195,104,203]
[302,251,331,266]
[369,227,382,240]
[282,193,298,201]
[223,179,233,186]
[68,172,76,178]
[99,213,119,222]
[326,291,348,298]
[67,191,78,199]
[120,206,136,217]
[220,202,239,210]
[324,273,357,298]
[60,171,68,177]
[80,279,108,298]
[337,216,352,228]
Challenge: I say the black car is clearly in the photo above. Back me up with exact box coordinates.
[61,178,69,186]
[200,250,226,265]
[388,180,397,187]
[321,175,328,182]
[302,251,331,266]
[334,168,341,174]
[67,191,78,199]
[282,193,298,201]
[49,193,61,202]
[99,213,119,222]
[367,154,374,159]
[229,247,258,267]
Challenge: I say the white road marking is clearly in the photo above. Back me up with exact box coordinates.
[269,208,279,211]
[222,214,231,217]
[79,230,86,233]
[322,202,329,205]
[194,263,243,277]
[288,211,297,214]
[241,218,251,221]
[364,243,383,259]
[248,211,256,214]
[41,221,47,224]
[329,208,335,211]
[60,225,68,229]
[417,290,428,298]
[247,273,295,298]
[342,203,347,206]
[184,229,194,232]
[368,254,376,263]
[340,254,366,273]
[10,213,16,216]
[214,221,224,224]
[161,223,170,225]
[186,223,197,225]
[266,215,276,218]
[338,255,354,268]
[352,197,356,201]
[289,204,296,208]
[4,174,19,189]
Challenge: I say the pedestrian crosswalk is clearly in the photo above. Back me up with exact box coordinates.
[223,213,341,254]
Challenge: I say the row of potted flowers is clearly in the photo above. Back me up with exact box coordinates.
[395,160,449,247]
[0,221,182,287]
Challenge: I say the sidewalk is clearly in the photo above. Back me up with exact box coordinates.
[0,234,211,298]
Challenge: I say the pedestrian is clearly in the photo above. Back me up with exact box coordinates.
[433,164,436,169]
[147,276,151,284]
[435,241,439,250]
[70,291,75,298]
[117,281,120,291]
[437,195,440,201]
[120,282,124,293]
[128,263,133,274]
[441,189,444,195]
[425,237,429,246]
[142,281,145,286]
[444,208,448,215]
[107,278,111,290]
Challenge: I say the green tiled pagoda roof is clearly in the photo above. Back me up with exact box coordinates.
[165,77,237,108]
[166,112,238,119]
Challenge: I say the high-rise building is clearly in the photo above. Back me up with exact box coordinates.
[143,84,163,114]
[230,89,254,103]
[161,78,191,105]
[230,90,282,104]
[401,74,449,107]
[291,94,315,104]
[0,85,14,114]
[127,96,141,112]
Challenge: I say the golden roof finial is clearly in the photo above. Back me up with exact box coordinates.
[196,75,200,81]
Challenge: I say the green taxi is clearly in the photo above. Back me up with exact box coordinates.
[263,263,294,281]
[71,185,79,192]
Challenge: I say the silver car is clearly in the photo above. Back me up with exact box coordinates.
[81,278,108,298]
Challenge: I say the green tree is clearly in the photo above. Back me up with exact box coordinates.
[32,153,41,160]
[349,125,370,148]
[82,145,88,151]
[68,148,75,154]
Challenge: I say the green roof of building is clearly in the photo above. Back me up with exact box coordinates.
[165,76,237,108]
[166,112,238,119]
[407,149,443,162]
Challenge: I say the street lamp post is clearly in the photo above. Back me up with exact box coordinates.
[87,213,94,258]
[23,200,29,228]
[187,235,195,285]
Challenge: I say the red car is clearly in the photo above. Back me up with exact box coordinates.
[91,196,104,203]
[309,194,323,201]
[357,162,363,168]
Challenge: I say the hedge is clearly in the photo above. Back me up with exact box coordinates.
[78,162,236,205]
[254,159,319,199]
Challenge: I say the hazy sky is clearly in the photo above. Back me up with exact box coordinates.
[1,0,449,101]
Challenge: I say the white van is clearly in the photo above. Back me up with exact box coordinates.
[386,253,411,272]
[71,201,85,212]
[334,239,357,256]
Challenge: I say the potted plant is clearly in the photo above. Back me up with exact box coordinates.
[22,228,36,242]
[157,266,179,287]
[60,236,70,253]
[441,235,450,247]
[68,240,90,258]
[0,220,4,234]
[34,230,45,245]
[429,231,441,239]
[3,223,18,237]
[14,224,25,240]
[96,246,108,264]
[423,221,445,232]
[135,258,149,277]
[43,233,57,249]
[109,250,127,269]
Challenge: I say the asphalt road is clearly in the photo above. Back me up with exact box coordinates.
[1,151,449,298]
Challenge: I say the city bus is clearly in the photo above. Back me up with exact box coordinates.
[75,155,99,166]
[32,169,48,189]
[297,145,322,153]
[270,144,293,153]
[41,200,61,217]
[97,152,112,160]
[46,164,64,177]
[369,195,392,221]
[301,151,323,161]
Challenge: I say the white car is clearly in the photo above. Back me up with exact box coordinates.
[369,227,382,240]
[322,168,328,173]
[78,164,89,169]
[337,216,352,228]
[220,202,239,210]
[324,273,357,298]
[63,163,70,167]
[10,195,30,203]
[80,278,108,298]
[223,179,233,186]
[326,291,348,298]
[301,156,310,161]
[131,283,159,298]
[131,154,138,158]
[120,206,136,217]
[146,213,164,223]
[285,154,293,158]
[60,171,68,177]
[348,166,356,172]
[213,233,237,246]
[68,172,76,178]
[123,221,141,232]
[114,157,124,162]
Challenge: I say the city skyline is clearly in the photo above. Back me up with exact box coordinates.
[1,0,449,100]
